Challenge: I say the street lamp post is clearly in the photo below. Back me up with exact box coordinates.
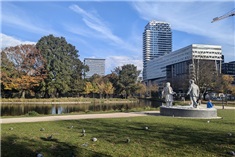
[222,95,225,109]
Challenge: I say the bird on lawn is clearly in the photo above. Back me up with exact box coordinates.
[81,133,86,137]
[47,134,53,140]
[68,126,74,129]
[9,127,13,130]
[36,153,44,157]
[92,137,97,142]
[82,128,85,133]
[126,138,130,143]
[40,128,45,131]
[144,126,149,130]
[227,151,235,156]
[228,132,232,137]
[82,143,88,147]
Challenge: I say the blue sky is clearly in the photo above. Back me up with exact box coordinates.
[1,0,234,75]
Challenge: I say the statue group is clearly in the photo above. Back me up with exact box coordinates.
[162,79,200,108]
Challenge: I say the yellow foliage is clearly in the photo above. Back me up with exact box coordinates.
[2,75,42,91]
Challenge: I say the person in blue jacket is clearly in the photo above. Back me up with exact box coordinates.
[207,99,214,108]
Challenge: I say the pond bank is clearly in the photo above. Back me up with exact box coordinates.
[1,100,137,105]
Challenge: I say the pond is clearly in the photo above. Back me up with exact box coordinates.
[1,99,162,116]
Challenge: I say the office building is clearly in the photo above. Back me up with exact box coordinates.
[143,20,172,80]
[222,61,235,84]
[84,58,105,78]
[222,61,235,76]
[145,44,222,87]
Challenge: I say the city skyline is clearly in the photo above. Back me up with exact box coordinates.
[1,1,234,75]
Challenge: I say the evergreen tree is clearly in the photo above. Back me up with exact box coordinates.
[36,35,84,97]
[114,64,141,98]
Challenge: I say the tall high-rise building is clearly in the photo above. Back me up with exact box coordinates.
[84,58,105,78]
[143,20,172,80]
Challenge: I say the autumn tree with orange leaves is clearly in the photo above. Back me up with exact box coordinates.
[1,44,46,98]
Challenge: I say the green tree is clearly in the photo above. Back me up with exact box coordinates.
[36,35,85,97]
[105,72,119,97]
[135,83,147,98]
[145,83,158,98]
[114,64,141,98]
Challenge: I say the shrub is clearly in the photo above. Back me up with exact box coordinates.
[26,111,40,116]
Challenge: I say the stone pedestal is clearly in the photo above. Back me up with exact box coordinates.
[160,106,218,118]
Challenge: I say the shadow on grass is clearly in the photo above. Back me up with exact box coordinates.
[2,134,112,157]
[1,135,36,157]
[143,112,161,116]
[63,117,235,156]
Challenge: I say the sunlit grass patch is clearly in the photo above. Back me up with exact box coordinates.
[2,109,235,157]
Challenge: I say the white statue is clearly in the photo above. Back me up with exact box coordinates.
[186,79,200,108]
[162,82,175,107]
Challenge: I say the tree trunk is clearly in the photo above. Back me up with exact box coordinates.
[44,90,50,98]
[21,90,26,98]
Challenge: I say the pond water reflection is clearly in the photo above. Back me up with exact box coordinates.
[1,99,162,116]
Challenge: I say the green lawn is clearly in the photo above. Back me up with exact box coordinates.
[1,110,235,157]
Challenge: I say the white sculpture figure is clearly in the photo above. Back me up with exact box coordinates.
[186,79,200,108]
[162,82,175,107]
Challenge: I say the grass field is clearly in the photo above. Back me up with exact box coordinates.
[1,110,235,157]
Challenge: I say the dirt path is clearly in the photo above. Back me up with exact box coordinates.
[0,111,159,124]
[1,105,234,124]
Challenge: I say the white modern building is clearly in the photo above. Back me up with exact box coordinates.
[143,20,172,81]
[145,44,222,86]
[84,58,105,79]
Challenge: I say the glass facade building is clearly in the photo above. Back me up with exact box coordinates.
[143,20,172,80]
[222,61,235,84]
[145,44,222,87]
[84,58,105,78]
[222,61,235,75]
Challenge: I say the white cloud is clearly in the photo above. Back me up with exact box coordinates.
[105,56,143,74]
[69,4,139,53]
[0,33,36,49]
[1,3,59,36]
[69,5,122,43]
